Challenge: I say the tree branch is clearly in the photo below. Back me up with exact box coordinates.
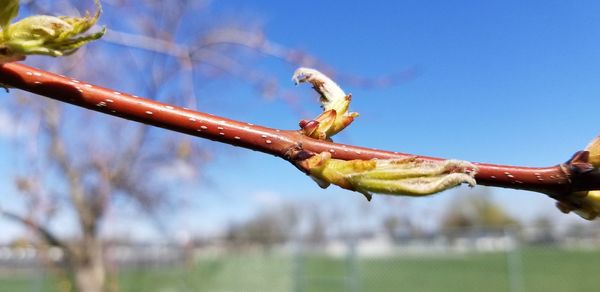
[42,101,100,236]
[0,207,72,254]
[1,62,599,213]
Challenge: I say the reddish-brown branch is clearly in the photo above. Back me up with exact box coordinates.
[1,62,599,200]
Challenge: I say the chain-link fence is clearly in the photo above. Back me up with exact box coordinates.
[2,226,600,292]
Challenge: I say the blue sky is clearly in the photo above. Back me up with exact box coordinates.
[2,0,600,241]
[169,0,600,237]
[203,0,600,228]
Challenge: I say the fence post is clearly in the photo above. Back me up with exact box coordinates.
[345,237,360,292]
[505,227,524,292]
[33,261,44,292]
[292,241,305,292]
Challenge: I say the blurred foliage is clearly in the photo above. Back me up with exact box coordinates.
[441,188,519,231]
[225,204,299,250]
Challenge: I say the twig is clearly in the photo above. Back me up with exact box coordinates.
[1,62,599,208]
[0,207,71,253]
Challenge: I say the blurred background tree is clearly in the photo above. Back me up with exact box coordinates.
[441,188,520,233]
[225,204,299,252]
[0,0,334,290]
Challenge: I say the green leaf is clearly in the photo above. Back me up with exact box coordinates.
[553,136,600,220]
[556,190,600,220]
[0,0,19,29]
[0,0,104,61]
[300,152,478,200]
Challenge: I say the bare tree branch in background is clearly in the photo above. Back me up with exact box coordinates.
[0,208,71,253]
[0,1,420,290]
[0,0,360,291]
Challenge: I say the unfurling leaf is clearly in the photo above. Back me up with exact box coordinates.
[299,152,478,200]
[556,191,600,220]
[586,136,600,168]
[292,68,358,140]
[552,139,600,220]
[0,0,105,63]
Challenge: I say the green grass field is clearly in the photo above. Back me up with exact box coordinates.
[1,247,599,292]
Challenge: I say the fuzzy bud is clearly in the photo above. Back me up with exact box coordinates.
[292,68,358,140]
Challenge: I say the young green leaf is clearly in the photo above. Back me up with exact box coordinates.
[0,0,105,62]
[556,191,600,220]
[299,152,477,200]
